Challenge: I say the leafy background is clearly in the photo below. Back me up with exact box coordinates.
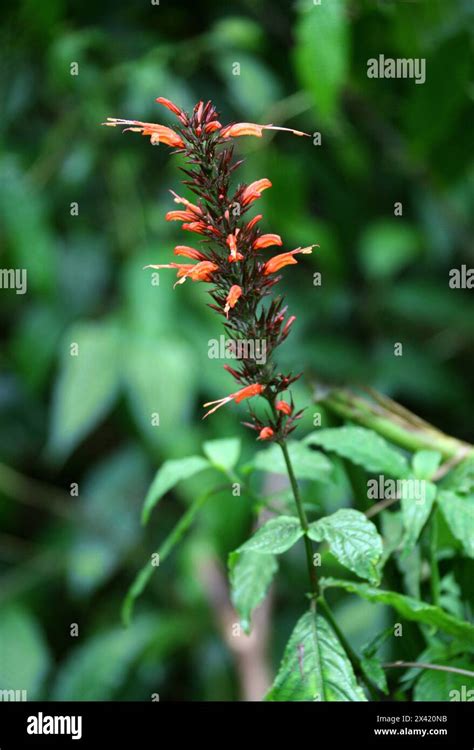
[0,0,473,700]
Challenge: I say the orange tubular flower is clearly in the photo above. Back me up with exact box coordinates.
[258,427,275,440]
[175,261,218,284]
[144,260,218,287]
[224,285,243,318]
[241,179,272,206]
[263,246,316,276]
[276,400,292,416]
[174,246,206,261]
[105,98,317,439]
[205,120,222,133]
[166,209,197,222]
[220,123,309,139]
[182,221,209,234]
[102,118,185,147]
[246,214,263,231]
[226,232,243,262]
[170,191,203,215]
[203,383,265,419]
[155,97,186,121]
[253,234,283,250]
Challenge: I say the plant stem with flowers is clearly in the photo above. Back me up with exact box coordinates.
[105,97,474,702]
[105,98,319,598]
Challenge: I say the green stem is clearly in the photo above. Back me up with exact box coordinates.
[279,440,319,597]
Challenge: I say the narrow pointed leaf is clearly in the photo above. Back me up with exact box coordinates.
[320,578,474,645]
[229,550,278,633]
[141,456,210,524]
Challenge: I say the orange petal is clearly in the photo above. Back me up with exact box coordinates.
[253,233,282,250]
[174,246,206,261]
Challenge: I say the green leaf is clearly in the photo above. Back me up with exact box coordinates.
[237,516,304,554]
[0,157,57,294]
[215,53,281,120]
[403,35,470,155]
[441,455,474,495]
[308,509,383,584]
[203,438,241,472]
[360,654,388,695]
[68,447,148,596]
[266,610,366,701]
[438,491,474,558]
[360,626,393,692]
[439,573,464,619]
[293,0,349,124]
[125,336,197,451]
[358,221,420,280]
[229,550,278,634]
[412,450,442,479]
[305,426,409,478]
[0,606,51,699]
[51,615,187,700]
[141,456,210,525]
[413,659,474,702]
[400,481,437,552]
[253,441,333,482]
[320,578,474,645]
[123,487,218,625]
[49,320,121,460]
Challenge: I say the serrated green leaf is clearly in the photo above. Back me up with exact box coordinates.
[293,0,349,124]
[141,456,210,525]
[305,427,409,478]
[266,610,366,701]
[237,516,304,554]
[412,450,442,479]
[229,550,278,633]
[400,481,437,552]
[438,491,474,558]
[413,659,474,701]
[320,578,474,645]
[308,509,383,584]
[253,441,333,482]
[203,437,241,472]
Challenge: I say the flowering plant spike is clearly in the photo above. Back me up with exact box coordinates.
[104,98,316,441]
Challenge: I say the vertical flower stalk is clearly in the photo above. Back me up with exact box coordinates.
[104,98,319,594]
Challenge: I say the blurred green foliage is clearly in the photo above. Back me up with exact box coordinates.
[0,0,473,700]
